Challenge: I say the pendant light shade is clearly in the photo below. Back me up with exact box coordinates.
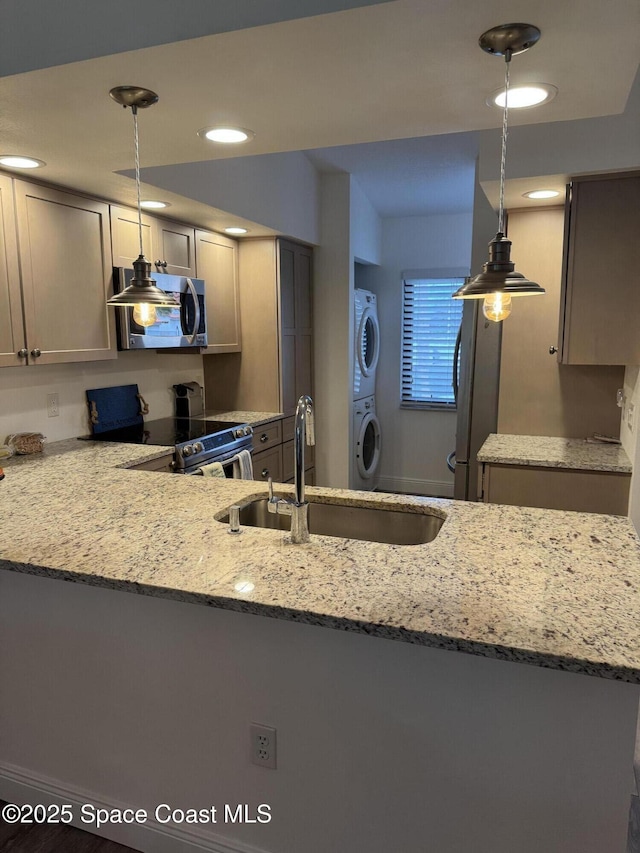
[456,24,546,318]
[452,233,545,298]
[106,255,174,307]
[106,86,175,315]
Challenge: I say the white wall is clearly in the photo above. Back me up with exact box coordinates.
[140,151,320,246]
[365,213,473,497]
[314,173,353,487]
[0,352,204,442]
[478,70,640,183]
[1,571,637,853]
[350,177,381,265]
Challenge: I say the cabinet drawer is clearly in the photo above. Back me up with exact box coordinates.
[252,445,283,483]
[282,415,295,443]
[282,439,315,482]
[254,420,282,452]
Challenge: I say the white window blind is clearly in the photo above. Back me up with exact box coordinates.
[401,277,464,408]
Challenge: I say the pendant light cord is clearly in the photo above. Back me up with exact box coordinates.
[498,54,511,235]
[132,105,144,257]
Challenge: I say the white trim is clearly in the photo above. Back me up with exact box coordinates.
[376,475,454,498]
[0,762,270,853]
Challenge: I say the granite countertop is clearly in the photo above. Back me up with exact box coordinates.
[204,410,284,428]
[477,433,632,473]
[1,439,640,683]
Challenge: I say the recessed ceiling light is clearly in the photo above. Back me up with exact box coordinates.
[198,126,255,144]
[0,155,45,169]
[488,84,557,109]
[523,189,561,199]
[140,200,170,209]
[225,227,249,235]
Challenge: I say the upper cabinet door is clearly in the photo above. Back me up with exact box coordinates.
[559,173,640,365]
[154,219,196,277]
[196,230,241,353]
[0,174,27,367]
[14,181,116,365]
[110,204,156,268]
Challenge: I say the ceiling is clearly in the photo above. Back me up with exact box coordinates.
[0,0,637,231]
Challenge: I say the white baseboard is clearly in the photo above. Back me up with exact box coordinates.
[376,475,453,498]
[0,762,270,853]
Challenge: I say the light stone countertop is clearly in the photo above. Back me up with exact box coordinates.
[1,439,640,683]
[477,433,632,473]
[204,410,284,428]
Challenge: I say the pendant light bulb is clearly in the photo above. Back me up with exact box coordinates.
[133,303,158,327]
[483,292,512,322]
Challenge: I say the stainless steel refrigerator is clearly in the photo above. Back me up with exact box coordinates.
[450,300,502,500]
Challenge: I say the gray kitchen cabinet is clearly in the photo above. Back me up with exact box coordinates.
[12,180,115,366]
[154,219,196,276]
[110,204,156,268]
[111,205,196,277]
[282,415,315,484]
[251,416,315,485]
[558,172,640,365]
[0,174,25,367]
[195,230,241,353]
[481,462,630,515]
[202,238,313,415]
[279,239,313,414]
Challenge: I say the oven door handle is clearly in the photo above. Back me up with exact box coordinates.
[184,277,201,345]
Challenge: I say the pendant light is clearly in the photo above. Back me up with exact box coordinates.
[106,86,174,327]
[453,24,546,321]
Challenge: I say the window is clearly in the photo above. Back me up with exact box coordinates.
[401,276,464,408]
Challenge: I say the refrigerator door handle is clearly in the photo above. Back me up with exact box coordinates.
[452,325,462,406]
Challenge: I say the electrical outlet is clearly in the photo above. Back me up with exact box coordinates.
[250,723,277,769]
[47,393,59,418]
[628,402,635,432]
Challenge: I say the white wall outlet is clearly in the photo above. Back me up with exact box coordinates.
[250,723,277,769]
[46,393,59,418]
[627,402,635,432]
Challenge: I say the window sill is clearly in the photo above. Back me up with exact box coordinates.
[400,402,457,412]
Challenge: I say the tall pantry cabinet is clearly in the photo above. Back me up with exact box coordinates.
[203,238,313,415]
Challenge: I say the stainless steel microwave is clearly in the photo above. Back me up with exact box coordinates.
[113,268,208,350]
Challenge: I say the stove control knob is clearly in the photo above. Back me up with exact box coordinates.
[233,428,243,439]
[193,442,204,453]
[183,445,194,457]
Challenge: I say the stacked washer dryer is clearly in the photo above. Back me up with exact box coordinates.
[353,289,382,490]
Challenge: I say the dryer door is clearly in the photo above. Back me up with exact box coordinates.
[357,306,380,378]
[356,410,381,479]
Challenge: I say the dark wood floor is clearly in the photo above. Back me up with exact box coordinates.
[0,802,141,853]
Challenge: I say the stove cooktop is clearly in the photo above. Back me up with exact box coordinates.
[80,417,245,447]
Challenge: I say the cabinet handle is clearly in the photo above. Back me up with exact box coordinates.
[30,348,42,358]
[260,433,269,443]
[549,345,558,355]
[261,468,270,478]
[17,348,28,359]
[155,259,168,271]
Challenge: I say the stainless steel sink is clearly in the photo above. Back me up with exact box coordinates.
[218,497,444,545]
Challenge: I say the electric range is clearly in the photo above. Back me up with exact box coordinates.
[81,417,253,473]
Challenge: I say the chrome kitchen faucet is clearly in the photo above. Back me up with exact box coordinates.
[267,395,315,543]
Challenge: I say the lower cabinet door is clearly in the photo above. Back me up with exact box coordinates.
[282,439,315,482]
[252,446,283,483]
[483,463,630,515]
